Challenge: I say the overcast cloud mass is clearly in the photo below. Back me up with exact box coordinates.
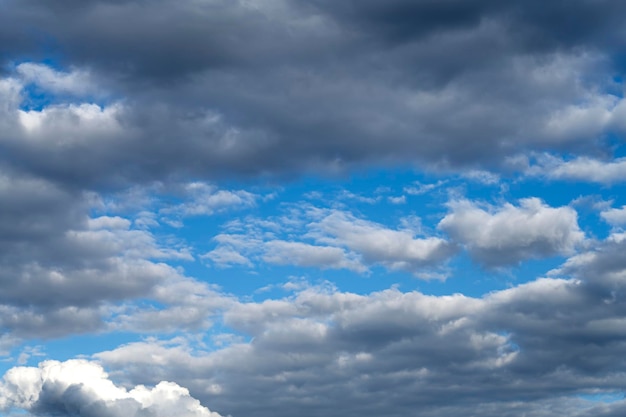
[1,0,626,416]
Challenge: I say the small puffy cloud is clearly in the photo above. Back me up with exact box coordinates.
[541,94,625,143]
[18,102,124,139]
[15,63,97,96]
[163,182,258,217]
[404,180,447,196]
[0,359,224,417]
[262,240,365,272]
[312,210,455,274]
[439,198,584,267]
[203,246,253,267]
[387,195,406,205]
[601,206,626,226]
[336,190,381,204]
[461,170,500,185]
[532,155,626,184]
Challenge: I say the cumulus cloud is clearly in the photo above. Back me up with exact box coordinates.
[601,206,626,226]
[0,359,224,417]
[439,198,584,267]
[311,210,455,273]
[532,155,626,184]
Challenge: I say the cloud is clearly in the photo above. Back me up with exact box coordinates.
[160,182,258,217]
[92,239,626,417]
[601,206,626,226]
[109,276,233,334]
[551,231,626,288]
[15,62,98,96]
[387,195,407,204]
[311,210,455,273]
[0,168,224,344]
[0,359,224,417]
[531,155,626,184]
[439,198,584,267]
[262,240,366,272]
[205,207,454,275]
[404,180,447,195]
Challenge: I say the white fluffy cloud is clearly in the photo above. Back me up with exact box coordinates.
[311,210,455,273]
[530,155,626,184]
[439,198,584,267]
[0,359,223,417]
[601,206,626,226]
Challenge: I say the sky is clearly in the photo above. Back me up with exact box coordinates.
[1,0,626,416]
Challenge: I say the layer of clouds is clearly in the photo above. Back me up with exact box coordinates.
[91,234,626,417]
[0,359,223,417]
[0,0,625,186]
[1,220,625,417]
[601,206,626,226]
[439,197,585,267]
[0,168,231,345]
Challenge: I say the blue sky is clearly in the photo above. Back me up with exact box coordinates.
[2,1,626,417]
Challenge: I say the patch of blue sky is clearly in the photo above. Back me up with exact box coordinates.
[0,331,139,375]
[18,82,55,111]
[577,391,625,404]
[149,165,623,300]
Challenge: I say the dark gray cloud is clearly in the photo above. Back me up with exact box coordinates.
[0,0,624,187]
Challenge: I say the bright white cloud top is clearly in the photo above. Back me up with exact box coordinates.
[1,1,626,417]
[0,360,223,417]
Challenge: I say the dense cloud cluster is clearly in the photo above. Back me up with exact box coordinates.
[0,0,626,416]
[0,0,625,183]
[95,234,626,417]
